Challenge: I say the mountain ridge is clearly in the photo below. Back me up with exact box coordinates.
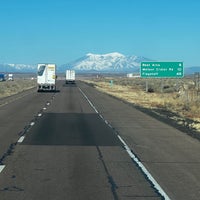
[0,53,199,74]
[60,52,153,72]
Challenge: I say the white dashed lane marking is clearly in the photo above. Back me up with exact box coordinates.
[18,136,25,143]
[0,165,5,173]
[30,122,35,126]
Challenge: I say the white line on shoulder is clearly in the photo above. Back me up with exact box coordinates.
[79,86,170,200]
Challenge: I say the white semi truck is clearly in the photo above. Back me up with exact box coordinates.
[66,70,75,84]
[8,74,14,81]
[37,63,56,92]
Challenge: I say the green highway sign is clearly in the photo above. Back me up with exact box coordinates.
[140,62,184,78]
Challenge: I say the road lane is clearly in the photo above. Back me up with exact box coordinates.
[0,87,55,163]
[78,80,200,200]
[0,81,161,200]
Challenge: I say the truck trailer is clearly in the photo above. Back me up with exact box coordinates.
[0,74,6,81]
[37,63,56,92]
[8,74,14,81]
[66,70,75,84]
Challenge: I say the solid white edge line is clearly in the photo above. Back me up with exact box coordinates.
[79,87,98,113]
[0,165,5,173]
[18,136,25,143]
[117,135,171,200]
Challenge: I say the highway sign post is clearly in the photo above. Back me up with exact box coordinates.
[140,62,184,78]
[110,80,113,87]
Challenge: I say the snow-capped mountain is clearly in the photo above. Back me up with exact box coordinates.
[0,63,36,73]
[2,52,199,74]
[0,52,151,73]
[60,52,152,72]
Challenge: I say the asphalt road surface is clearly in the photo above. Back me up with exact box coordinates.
[0,80,200,200]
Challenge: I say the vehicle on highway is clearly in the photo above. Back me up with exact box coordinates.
[0,73,6,81]
[8,74,14,81]
[66,70,75,84]
[37,63,56,92]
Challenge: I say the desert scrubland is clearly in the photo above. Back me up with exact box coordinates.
[0,78,36,98]
[84,76,200,133]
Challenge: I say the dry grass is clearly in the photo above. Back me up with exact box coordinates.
[84,77,200,132]
[0,79,36,98]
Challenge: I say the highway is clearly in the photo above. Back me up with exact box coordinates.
[0,80,200,199]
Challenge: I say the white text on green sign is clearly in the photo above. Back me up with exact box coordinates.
[140,62,184,78]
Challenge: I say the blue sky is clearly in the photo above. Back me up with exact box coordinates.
[0,0,200,66]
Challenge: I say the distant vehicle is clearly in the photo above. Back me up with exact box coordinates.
[66,70,75,84]
[0,74,6,81]
[37,63,56,92]
[8,74,14,81]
